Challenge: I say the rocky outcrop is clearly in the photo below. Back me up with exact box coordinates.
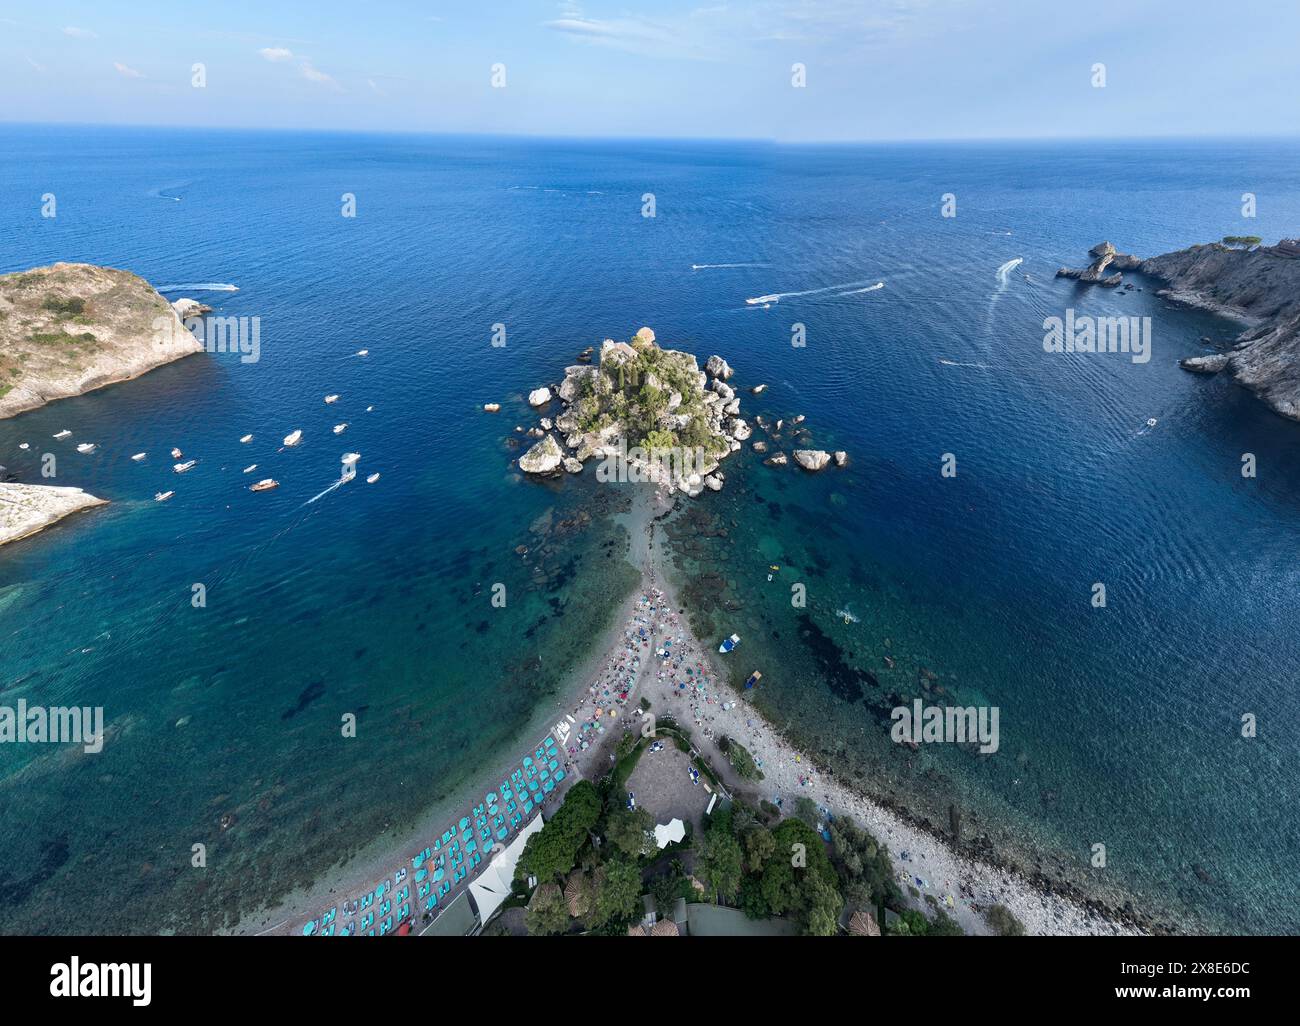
[518,434,563,474]
[0,482,107,547]
[0,263,204,419]
[794,449,831,471]
[528,387,553,407]
[1056,241,1142,287]
[705,354,733,380]
[1136,240,1300,421]
[525,328,742,494]
[833,451,848,467]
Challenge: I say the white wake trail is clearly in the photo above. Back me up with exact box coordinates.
[156,283,240,292]
[692,262,770,270]
[746,278,883,305]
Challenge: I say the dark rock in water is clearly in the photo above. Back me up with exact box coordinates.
[795,613,878,706]
[281,679,325,720]
[949,804,962,844]
[1193,863,1214,885]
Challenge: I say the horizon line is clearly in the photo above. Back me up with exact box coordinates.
[3,119,1299,148]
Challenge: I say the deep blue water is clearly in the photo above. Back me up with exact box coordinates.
[1,126,1299,933]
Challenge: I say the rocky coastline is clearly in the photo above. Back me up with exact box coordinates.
[0,482,108,547]
[0,262,204,420]
[1060,239,1300,420]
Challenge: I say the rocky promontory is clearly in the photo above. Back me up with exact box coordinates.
[0,482,107,547]
[1057,239,1300,420]
[0,263,204,420]
[517,327,745,496]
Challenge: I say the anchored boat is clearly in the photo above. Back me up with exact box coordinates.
[719,633,740,654]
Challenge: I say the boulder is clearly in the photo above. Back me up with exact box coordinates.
[764,452,788,467]
[483,403,501,413]
[752,440,768,453]
[833,450,848,467]
[751,383,767,394]
[705,474,724,491]
[705,354,733,379]
[634,326,656,344]
[558,365,598,402]
[794,449,831,471]
[728,418,752,441]
[562,457,584,474]
[519,435,563,474]
[540,417,552,430]
[528,387,552,407]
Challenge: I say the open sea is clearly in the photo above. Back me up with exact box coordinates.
[1,126,1299,934]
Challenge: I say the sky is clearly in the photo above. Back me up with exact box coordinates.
[2,0,1298,141]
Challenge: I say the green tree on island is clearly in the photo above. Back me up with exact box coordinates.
[524,882,570,936]
[588,858,643,931]
[516,780,601,884]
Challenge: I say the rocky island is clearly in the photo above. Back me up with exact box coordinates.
[0,262,203,420]
[0,262,205,544]
[0,482,108,547]
[518,327,749,496]
[1060,239,1300,421]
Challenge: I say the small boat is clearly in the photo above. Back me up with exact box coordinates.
[154,491,174,502]
[341,452,361,465]
[744,671,762,690]
[243,464,257,473]
[283,430,303,447]
[837,607,860,624]
[250,478,279,492]
[240,434,253,443]
[76,443,96,454]
[356,349,369,357]
[366,473,380,484]
[1146,417,1157,428]
[366,406,374,413]
[766,564,779,582]
[131,452,147,461]
[171,448,183,459]
[883,655,896,670]
[173,460,197,473]
[324,394,340,404]
[19,442,30,450]
[719,633,740,654]
[333,423,348,434]
[53,429,72,440]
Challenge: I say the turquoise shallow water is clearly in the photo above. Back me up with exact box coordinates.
[1,128,1299,932]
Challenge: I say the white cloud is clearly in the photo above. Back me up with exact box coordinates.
[113,62,144,79]
[298,59,340,89]
[63,26,97,39]
[27,56,46,73]
[259,47,295,62]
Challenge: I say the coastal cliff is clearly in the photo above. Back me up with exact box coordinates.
[1063,239,1300,421]
[0,482,107,547]
[0,262,203,420]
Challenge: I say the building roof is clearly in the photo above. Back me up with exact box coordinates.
[563,873,590,918]
[848,909,881,936]
[684,903,799,937]
[425,891,477,936]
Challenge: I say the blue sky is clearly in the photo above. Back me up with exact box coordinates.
[3,0,1297,141]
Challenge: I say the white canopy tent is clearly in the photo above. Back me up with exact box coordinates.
[468,813,545,927]
[654,818,686,849]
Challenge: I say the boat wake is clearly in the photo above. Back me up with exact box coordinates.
[304,478,346,506]
[692,262,769,270]
[938,358,990,369]
[832,282,885,297]
[745,278,883,305]
[995,258,1024,286]
[156,283,240,293]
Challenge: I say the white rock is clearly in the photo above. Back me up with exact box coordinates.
[794,449,831,471]
[833,451,848,467]
[528,387,553,407]
[519,435,563,473]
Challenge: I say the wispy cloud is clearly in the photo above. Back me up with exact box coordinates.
[63,26,96,39]
[27,56,46,73]
[113,62,144,79]
[259,46,295,62]
[298,58,340,89]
